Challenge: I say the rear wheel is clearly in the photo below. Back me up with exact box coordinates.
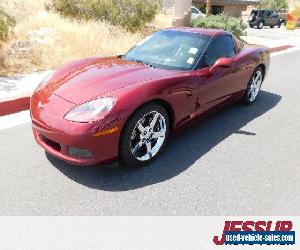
[119,104,170,167]
[258,21,264,29]
[278,22,282,28]
[242,67,263,105]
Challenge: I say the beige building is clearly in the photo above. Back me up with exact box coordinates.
[288,0,300,10]
[162,0,260,26]
[163,0,193,25]
[193,0,260,17]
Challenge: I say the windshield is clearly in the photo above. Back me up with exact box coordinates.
[123,30,211,71]
[251,10,258,16]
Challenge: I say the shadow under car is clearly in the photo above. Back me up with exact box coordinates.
[46,90,282,191]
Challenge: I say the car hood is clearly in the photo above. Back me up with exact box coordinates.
[45,57,177,104]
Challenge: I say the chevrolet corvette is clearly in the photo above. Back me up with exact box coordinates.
[30,28,270,167]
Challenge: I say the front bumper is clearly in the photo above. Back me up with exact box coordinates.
[30,90,126,166]
[32,120,121,166]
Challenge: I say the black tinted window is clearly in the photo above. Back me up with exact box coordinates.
[205,36,236,66]
[271,12,278,17]
[251,10,258,16]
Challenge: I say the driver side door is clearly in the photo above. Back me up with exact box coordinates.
[195,35,240,113]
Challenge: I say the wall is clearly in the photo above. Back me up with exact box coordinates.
[163,0,192,26]
[288,0,300,10]
[224,5,247,17]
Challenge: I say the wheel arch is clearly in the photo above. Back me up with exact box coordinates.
[125,98,175,132]
[257,63,266,81]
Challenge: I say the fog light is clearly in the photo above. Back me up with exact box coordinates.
[69,147,93,158]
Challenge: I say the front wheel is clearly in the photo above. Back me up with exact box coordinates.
[242,67,263,105]
[119,104,170,167]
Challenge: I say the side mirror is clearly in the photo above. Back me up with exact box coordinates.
[209,57,234,73]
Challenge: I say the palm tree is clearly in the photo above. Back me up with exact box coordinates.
[206,0,212,16]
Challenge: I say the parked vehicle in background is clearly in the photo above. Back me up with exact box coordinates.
[191,6,206,20]
[248,10,286,29]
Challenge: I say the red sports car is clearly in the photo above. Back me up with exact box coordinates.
[30,28,270,167]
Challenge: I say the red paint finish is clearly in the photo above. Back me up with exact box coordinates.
[30,28,270,166]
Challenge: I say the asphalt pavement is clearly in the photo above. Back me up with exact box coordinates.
[0,51,299,215]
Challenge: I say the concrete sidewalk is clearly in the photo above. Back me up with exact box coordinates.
[0,70,53,102]
[0,71,53,116]
[241,35,300,50]
[242,27,300,51]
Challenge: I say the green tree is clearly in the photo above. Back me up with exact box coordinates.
[53,0,161,32]
[260,0,288,11]
[0,7,15,45]
[191,14,247,37]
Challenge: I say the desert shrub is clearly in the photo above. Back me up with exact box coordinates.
[0,7,15,44]
[260,0,288,11]
[191,14,247,37]
[52,0,161,32]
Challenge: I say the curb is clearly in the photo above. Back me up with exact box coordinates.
[0,44,294,117]
[269,45,294,53]
[0,95,31,117]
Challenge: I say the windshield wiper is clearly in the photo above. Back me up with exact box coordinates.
[127,58,156,68]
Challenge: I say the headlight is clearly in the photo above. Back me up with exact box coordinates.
[64,97,116,123]
[35,71,54,91]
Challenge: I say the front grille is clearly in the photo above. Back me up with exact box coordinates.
[40,135,61,152]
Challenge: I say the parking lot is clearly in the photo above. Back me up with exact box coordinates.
[0,50,299,215]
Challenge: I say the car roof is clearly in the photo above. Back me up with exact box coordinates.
[163,27,231,37]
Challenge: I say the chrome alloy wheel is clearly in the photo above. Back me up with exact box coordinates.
[130,111,167,161]
[248,70,262,102]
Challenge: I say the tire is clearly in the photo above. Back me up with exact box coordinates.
[278,22,282,28]
[249,24,254,28]
[242,67,263,105]
[258,21,264,29]
[270,25,274,28]
[119,103,170,167]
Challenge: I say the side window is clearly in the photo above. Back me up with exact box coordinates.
[233,35,245,52]
[205,36,236,67]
